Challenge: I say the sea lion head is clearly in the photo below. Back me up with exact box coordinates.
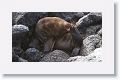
[69,25,83,47]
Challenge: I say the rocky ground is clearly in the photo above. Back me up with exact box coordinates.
[12,12,102,62]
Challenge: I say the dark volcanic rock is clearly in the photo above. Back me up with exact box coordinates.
[80,34,102,56]
[12,47,24,57]
[41,50,70,62]
[84,25,102,38]
[16,12,48,43]
[17,12,48,30]
[12,25,29,49]
[25,48,42,62]
[76,12,102,33]
[48,12,85,23]
[12,49,27,62]
[12,12,26,25]
[12,51,19,62]
[71,47,81,56]
[12,56,28,62]
[18,57,28,62]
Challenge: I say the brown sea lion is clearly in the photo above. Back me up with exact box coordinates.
[35,17,82,55]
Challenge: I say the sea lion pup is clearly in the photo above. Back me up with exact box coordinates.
[35,17,82,55]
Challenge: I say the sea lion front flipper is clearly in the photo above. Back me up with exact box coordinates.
[71,47,81,56]
[44,38,55,53]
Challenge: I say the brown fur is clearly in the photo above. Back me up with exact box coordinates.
[35,17,80,54]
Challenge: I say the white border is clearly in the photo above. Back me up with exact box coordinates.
[0,0,114,74]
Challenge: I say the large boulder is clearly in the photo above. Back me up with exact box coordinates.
[12,47,24,57]
[41,50,70,62]
[24,48,42,62]
[12,24,29,34]
[71,47,81,57]
[75,12,102,33]
[17,12,48,30]
[67,48,102,62]
[12,25,29,49]
[13,12,49,44]
[80,34,102,56]
[84,25,102,39]
[12,49,28,62]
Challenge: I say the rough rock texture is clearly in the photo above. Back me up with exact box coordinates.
[25,48,42,62]
[71,47,81,56]
[12,24,29,34]
[97,29,102,37]
[76,12,102,33]
[67,48,102,62]
[12,25,29,49]
[80,34,102,56]
[12,47,24,57]
[84,25,102,38]
[17,12,48,29]
[12,50,28,62]
[12,12,26,25]
[48,12,85,23]
[41,50,70,62]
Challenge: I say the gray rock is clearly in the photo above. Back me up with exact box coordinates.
[97,29,102,37]
[71,47,81,56]
[12,25,29,34]
[80,34,102,56]
[41,50,70,62]
[25,48,42,62]
[18,57,28,62]
[17,12,48,29]
[12,25,29,49]
[12,47,24,57]
[12,49,19,62]
[75,12,102,33]
[12,56,28,62]
[12,50,28,62]
[49,12,85,23]
[67,48,102,62]
[96,29,102,48]
[12,12,26,25]
[84,25,102,38]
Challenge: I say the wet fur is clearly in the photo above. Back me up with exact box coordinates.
[35,17,82,55]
